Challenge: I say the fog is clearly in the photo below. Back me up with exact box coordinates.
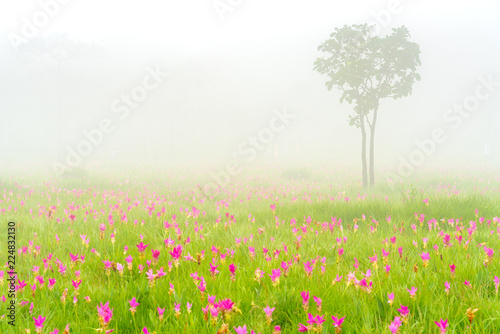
[1,0,499,180]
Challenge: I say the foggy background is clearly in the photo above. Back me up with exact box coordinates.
[1,0,499,177]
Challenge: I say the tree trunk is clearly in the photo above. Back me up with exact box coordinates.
[369,107,378,187]
[359,113,368,188]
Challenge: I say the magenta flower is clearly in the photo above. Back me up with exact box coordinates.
[397,305,409,318]
[331,315,345,328]
[298,323,309,332]
[142,327,150,334]
[420,252,430,261]
[494,276,499,294]
[435,318,448,333]
[407,286,417,299]
[136,242,149,252]
[234,325,247,334]
[263,305,275,318]
[388,316,402,333]
[151,249,160,259]
[269,268,281,285]
[129,297,140,314]
[33,315,46,333]
[388,292,394,305]
[158,307,165,321]
[169,244,183,261]
[445,281,451,294]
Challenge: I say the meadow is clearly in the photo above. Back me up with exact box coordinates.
[0,166,499,333]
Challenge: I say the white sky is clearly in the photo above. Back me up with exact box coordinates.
[0,0,499,168]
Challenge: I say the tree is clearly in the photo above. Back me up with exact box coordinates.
[314,24,421,187]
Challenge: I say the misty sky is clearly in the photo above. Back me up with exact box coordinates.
[1,0,499,173]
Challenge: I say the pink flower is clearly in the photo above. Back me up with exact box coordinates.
[33,315,46,333]
[97,301,113,327]
[420,252,430,261]
[388,292,394,305]
[169,244,183,260]
[234,325,248,334]
[388,316,402,333]
[298,323,309,332]
[142,327,150,334]
[435,318,448,333]
[331,315,345,328]
[229,263,237,277]
[301,291,310,304]
[129,297,140,314]
[407,286,417,298]
[263,305,275,318]
[136,242,149,252]
[151,249,160,259]
[397,305,409,317]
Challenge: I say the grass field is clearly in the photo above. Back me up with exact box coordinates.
[1,166,499,333]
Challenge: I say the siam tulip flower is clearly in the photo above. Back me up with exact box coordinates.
[254,268,264,283]
[301,291,310,312]
[450,264,456,278]
[48,278,56,290]
[444,281,450,294]
[280,261,291,276]
[263,305,275,325]
[169,244,183,267]
[33,315,46,334]
[142,327,150,334]
[369,253,378,270]
[298,323,309,332]
[464,280,472,288]
[151,249,160,265]
[313,296,322,313]
[125,255,133,271]
[397,247,403,258]
[158,307,165,321]
[385,265,391,277]
[103,260,113,277]
[136,242,149,260]
[272,325,282,334]
[494,276,499,295]
[97,301,113,331]
[397,305,409,320]
[465,308,478,325]
[306,313,326,332]
[420,252,430,268]
[229,263,237,281]
[129,297,140,315]
[382,248,389,265]
[50,329,60,334]
[331,315,345,333]
[234,325,247,334]
[434,318,448,334]
[303,261,314,278]
[174,302,181,319]
[71,279,81,291]
[388,292,394,305]
[209,262,219,280]
[269,268,281,286]
[388,316,402,333]
[186,302,192,314]
[116,263,124,276]
[483,247,494,266]
[332,274,343,285]
[407,287,417,299]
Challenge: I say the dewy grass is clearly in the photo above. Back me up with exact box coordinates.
[0,167,499,333]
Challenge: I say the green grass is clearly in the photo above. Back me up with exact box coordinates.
[0,166,499,333]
